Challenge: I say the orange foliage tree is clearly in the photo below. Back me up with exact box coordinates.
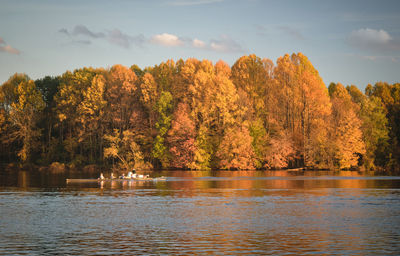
[1,53,398,171]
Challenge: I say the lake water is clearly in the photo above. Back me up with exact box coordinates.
[1,170,400,255]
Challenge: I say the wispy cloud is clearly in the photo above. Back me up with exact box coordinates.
[58,28,69,36]
[255,24,268,37]
[209,35,244,52]
[58,26,105,38]
[108,29,145,48]
[278,26,304,40]
[74,40,92,45]
[59,25,144,48]
[342,12,400,23]
[192,38,206,48]
[0,37,20,55]
[167,0,224,6]
[151,33,184,46]
[348,53,399,63]
[362,55,399,63]
[73,25,105,38]
[348,28,400,52]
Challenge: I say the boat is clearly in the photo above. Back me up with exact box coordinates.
[66,176,167,183]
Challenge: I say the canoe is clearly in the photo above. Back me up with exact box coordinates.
[66,177,167,183]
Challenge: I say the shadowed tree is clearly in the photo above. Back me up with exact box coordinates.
[0,74,30,162]
[360,96,390,169]
[78,74,107,163]
[369,82,400,170]
[55,68,98,164]
[35,76,60,164]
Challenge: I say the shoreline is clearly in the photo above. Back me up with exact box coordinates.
[1,163,398,175]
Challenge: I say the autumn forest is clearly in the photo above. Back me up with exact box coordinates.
[1,53,399,171]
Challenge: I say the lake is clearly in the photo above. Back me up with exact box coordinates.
[1,170,400,255]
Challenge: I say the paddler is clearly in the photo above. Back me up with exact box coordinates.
[127,171,133,179]
[128,169,137,179]
[99,173,105,180]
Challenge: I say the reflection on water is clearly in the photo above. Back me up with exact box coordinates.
[0,170,400,255]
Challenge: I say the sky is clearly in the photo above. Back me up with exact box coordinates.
[1,0,399,91]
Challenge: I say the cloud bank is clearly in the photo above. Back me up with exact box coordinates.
[151,33,184,46]
[349,28,400,51]
[209,35,244,52]
[59,25,244,53]
[151,33,244,52]
[0,37,20,55]
[59,25,144,48]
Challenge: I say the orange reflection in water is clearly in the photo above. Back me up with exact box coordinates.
[2,169,399,255]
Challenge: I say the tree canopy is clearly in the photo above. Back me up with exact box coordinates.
[0,53,398,171]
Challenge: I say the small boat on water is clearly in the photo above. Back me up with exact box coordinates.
[66,176,167,184]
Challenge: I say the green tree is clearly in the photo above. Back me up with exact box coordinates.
[347,85,365,104]
[360,96,390,169]
[368,82,400,170]
[152,91,173,167]
[249,118,269,168]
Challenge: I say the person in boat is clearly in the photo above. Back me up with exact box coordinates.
[131,169,137,178]
[99,173,105,180]
[126,169,137,179]
[110,172,115,179]
[127,171,133,179]
[119,173,125,179]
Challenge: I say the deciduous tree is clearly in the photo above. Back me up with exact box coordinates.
[216,125,255,170]
[329,83,365,169]
[167,102,196,169]
[9,80,45,162]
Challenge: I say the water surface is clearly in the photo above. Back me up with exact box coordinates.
[1,170,400,255]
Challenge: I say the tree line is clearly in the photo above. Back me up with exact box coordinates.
[0,53,399,171]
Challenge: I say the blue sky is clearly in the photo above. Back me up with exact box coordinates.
[1,0,399,90]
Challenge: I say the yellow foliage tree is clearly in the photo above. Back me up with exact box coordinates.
[330,83,366,169]
[10,80,45,162]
